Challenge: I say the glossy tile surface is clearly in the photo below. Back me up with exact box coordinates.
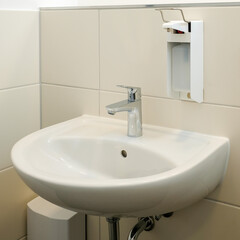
[0,11,39,90]
[41,10,99,89]
[41,84,99,127]
[0,85,40,170]
[183,7,240,107]
[100,9,167,97]
[100,7,240,107]
[40,6,240,240]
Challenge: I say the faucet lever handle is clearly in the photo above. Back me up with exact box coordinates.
[117,85,141,102]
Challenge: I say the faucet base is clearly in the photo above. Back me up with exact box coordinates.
[127,110,142,137]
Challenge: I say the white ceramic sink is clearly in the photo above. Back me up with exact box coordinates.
[12,115,229,217]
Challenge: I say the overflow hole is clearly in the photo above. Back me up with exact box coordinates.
[121,150,127,158]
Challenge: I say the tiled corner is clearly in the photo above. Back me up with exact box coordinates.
[41,84,99,127]
[41,10,99,89]
[0,167,36,240]
[0,11,39,90]
[0,85,40,170]
[100,199,240,240]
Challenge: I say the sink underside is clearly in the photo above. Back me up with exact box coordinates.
[12,115,229,217]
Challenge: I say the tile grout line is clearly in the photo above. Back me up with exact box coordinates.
[41,82,99,91]
[39,84,240,110]
[0,166,14,173]
[99,89,240,110]
[39,10,43,130]
[98,9,101,117]
[40,84,240,110]
[0,83,40,92]
[205,197,240,209]
[18,235,27,240]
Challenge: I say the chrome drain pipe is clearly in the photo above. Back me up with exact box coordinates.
[128,217,155,240]
[106,217,120,240]
[106,214,173,240]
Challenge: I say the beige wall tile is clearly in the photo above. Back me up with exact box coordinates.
[0,11,39,89]
[0,167,36,240]
[100,9,167,98]
[41,84,99,127]
[100,199,240,240]
[100,7,240,107]
[183,7,240,107]
[99,90,240,207]
[41,10,99,89]
[0,85,40,170]
[41,6,240,240]
[87,216,100,240]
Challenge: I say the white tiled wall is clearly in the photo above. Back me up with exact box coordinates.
[41,84,99,127]
[0,11,39,89]
[100,9,167,98]
[0,10,40,239]
[41,10,99,89]
[41,7,240,240]
[0,85,40,170]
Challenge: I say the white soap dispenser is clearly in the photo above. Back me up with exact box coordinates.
[157,9,203,103]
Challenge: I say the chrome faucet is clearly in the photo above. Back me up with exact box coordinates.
[106,85,142,137]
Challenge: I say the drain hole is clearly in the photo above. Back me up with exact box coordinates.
[121,150,127,158]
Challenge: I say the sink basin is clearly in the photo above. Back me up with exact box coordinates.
[11,115,229,217]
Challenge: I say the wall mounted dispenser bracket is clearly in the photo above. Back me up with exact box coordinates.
[157,9,203,103]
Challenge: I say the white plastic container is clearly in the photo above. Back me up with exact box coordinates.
[27,197,85,240]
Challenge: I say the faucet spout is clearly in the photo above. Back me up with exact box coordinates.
[106,100,139,114]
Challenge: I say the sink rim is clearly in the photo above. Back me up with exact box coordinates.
[11,114,229,188]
